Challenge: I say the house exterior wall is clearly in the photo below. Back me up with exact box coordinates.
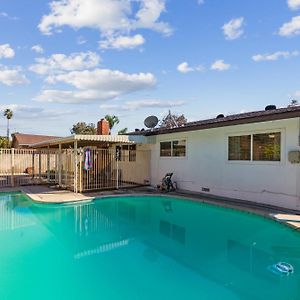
[149,118,300,210]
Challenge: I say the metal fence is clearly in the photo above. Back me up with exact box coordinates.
[0,148,75,189]
[0,147,151,193]
[0,149,51,188]
[78,148,151,192]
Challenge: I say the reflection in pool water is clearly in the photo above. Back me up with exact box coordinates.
[0,192,299,300]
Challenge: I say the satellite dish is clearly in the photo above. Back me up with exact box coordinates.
[144,115,159,129]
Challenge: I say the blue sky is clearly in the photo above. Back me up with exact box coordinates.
[0,0,300,136]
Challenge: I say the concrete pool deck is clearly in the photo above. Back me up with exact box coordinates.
[1,185,300,230]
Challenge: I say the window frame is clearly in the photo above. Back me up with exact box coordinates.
[226,128,285,165]
[159,138,187,158]
[228,134,251,161]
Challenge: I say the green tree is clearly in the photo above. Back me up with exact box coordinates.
[288,99,299,107]
[3,108,13,140]
[70,122,96,135]
[0,137,10,148]
[105,115,120,133]
[159,110,187,129]
[118,128,128,135]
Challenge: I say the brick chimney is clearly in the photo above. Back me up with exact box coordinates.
[97,119,110,135]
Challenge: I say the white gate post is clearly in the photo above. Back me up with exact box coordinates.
[116,148,119,190]
[11,148,15,187]
[32,151,35,180]
[47,146,50,183]
[58,143,62,187]
[79,148,83,192]
[38,151,42,183]
[74,141,78,193]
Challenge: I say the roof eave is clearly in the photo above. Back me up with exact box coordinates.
[141,109,300,136]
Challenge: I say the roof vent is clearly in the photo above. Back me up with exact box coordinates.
[216,114,225,119]
[265,105,277,111]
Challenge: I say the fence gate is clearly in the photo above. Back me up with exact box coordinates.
[77,148,151,192]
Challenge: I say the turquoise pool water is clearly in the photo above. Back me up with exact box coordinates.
[0,192,300,300]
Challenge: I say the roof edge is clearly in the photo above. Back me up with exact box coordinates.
[128,107,300,137]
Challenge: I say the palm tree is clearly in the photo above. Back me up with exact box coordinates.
[4,109,13,140]
[105,115,119,134]
[118,128,128,135]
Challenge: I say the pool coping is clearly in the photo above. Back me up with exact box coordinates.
[1,185,300,231]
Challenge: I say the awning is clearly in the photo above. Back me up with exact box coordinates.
[31,134,135,149]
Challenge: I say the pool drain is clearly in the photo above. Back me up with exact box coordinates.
[269,262,294,276]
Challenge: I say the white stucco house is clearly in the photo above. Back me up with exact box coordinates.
[129,106,300,211]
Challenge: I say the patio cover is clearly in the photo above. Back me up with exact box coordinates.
[31,134,135,149]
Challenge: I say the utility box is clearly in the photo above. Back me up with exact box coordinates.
[288,151,300,164]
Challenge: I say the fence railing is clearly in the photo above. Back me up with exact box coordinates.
[1,149,49,188]
[78,148,150,192]
[0,148,151,193]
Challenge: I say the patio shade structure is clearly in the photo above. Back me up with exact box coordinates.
[30,135,149,193]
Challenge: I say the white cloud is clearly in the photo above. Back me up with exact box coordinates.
[38,0,172,37]
[279,16,300,36]
[46,68,155,89]
[134,0,172,36]
[0,66,29,86]
[35,68,156,104]
[210,59,231,71]
[222,17,244,40]
[177,62,193,73]
[100,99,185,111]
[29,51,100,75]
[99,34,145,49]
[252,50,299,62]
[0,104,74,120]
[31,45,44,54]
[288,0,300,10]
[0,12,18,20]
[0,44,15,59]
[177,62,205,73]
[0,12,9,18]
[34,90,99,104]
[197,0,205,5]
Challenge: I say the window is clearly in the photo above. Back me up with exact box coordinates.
[228,132,281,162]
[253,132,280,161]
[228,135,251,160]
[117,144,137,162]
[160,142,172,157]
[173,140,186,157]
[160,140,186,157]
[128,144,136,161]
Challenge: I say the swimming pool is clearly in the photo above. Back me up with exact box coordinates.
[0,192,299,300]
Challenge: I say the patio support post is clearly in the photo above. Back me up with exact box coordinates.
[38,151,42,183]
[74,140,78,193]
[79,148,83,193]
[47,146,50,184]
[58,143,62,188]
[11,148,15,187]
[116,148,119,190]
[32,151,35,180]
